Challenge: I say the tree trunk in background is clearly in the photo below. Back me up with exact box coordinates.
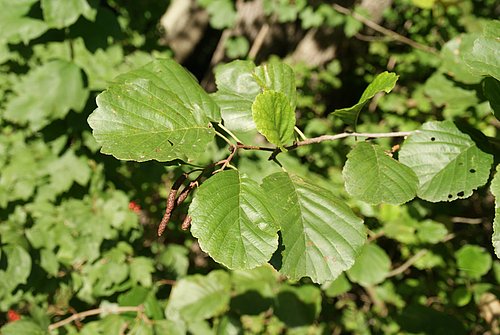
[360,0,393,24]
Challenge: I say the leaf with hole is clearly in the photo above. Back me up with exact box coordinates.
[88,59,219,162]
[331,71,398,128]
[252,90,295,150]
[261,172,366,284]
[399,121,493,202]
[343,142,418,205]
[189,170,279,270]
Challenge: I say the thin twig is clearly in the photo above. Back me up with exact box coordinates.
[268,130,414,160]
[181,215,192,230]
[248,23,270,59]
[48,306,143,331]
[450,217,483,224]
[218,122,243,143]
[332,4,438,54]
[386,249,428,277]
[215,130,234,146]
[294,126,308,141]
[213,145,238,173]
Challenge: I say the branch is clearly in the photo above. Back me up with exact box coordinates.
[48,306,144,331]
[387,249,427,277]
[268,131,414,160]
[332,4,438,54]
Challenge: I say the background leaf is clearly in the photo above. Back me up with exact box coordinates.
[166,270,231,321]
[399,121,493,202]
[491,165,500,258]
[189,170,279,270]
[4,60,88,131]
[252,90,295,150]
[343,142,418,205]
[41,0,96,29]
[331,71,398,128]
[262,172,366,284]
[455,245,492,279]
[88,59,218,162]
[347,244,391,287]
[483,77,500,119]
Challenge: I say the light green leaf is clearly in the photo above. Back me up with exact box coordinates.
[424,73,478,117]
[440,36,482,84]
[0,1,48,44]
[4,60,88,131]
[332,71,398,128]
[261,172,366,284]
[189,170,279,270]
[491,165,500,258]
[347,244,391,287]
[252,91,295,150]
[88,58,219,162]
[416,220,448,244]
[399,121,493,202]
[231,265,279,297]
[411,0,436,9]
[130,257,154,287]
[253,61,297,109]
[455,245,492,279]
[483,77,500,119]
[166,270,231,321]
[212,60,261,142]
[462,20,500,81]
[41,0,96,29]
[0,245,31,296]
[0,320,46,335]
[203,0,236,29]
[343,142,418,205]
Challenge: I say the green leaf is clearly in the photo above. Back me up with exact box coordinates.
[343,142,418,205]
[0,320,46,335]
[129,257,154,287]
[322,273,352,297]
[416,220,448,244]
[41,0,96,29]
[411,0,436,9]
[4,60,88,131]
[440,36,482,84]
[261,172,366,284]
[0,245,32,297]
[189,170,279,270]
[399,121,493,202]
[212,60,261,142]
[274,284,322,327]
[166,270,231,321]
[347,244,391,287]
[483,77,500,119]
[455,245,492,279]
[462,21,500,81]
[88,58,219,162]
[252,91,295,150]
[491,165,500,258]
[0,1,49,44]
[253,61,297,109]
[332,71,398,128]
[203,0,236,29]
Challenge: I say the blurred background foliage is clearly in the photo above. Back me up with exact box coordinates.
[0,0,499,334]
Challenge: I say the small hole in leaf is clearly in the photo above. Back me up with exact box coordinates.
[457,191,464,197]
[431,137,436,141]
[168,140,174,146]
[448,194,453,199]
[469,169,476,173]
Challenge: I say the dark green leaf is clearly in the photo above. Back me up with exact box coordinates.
[252,90,295,150]
[189,170,279,269]
[166,270,231,321]
[343,142,418,205]
[332,71,398,128]
[262,172,366,284]
[483,77,500,119]
[88,59,219,162]
[399,121,493,202]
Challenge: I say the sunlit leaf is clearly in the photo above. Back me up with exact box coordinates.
[88,59,219,162]
[491,165,500,258]
[41,0,96,29]
[166,270,231,321]
[343,142,418,205]
[262,172,366,284]
[189,170,279,270]
[347,244,391,287]
[252,90,295,150]
[332,71,398,128]
[399,121,493,202]
[455,245,492,279]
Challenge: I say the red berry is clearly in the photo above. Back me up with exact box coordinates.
[7,309,20,322]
